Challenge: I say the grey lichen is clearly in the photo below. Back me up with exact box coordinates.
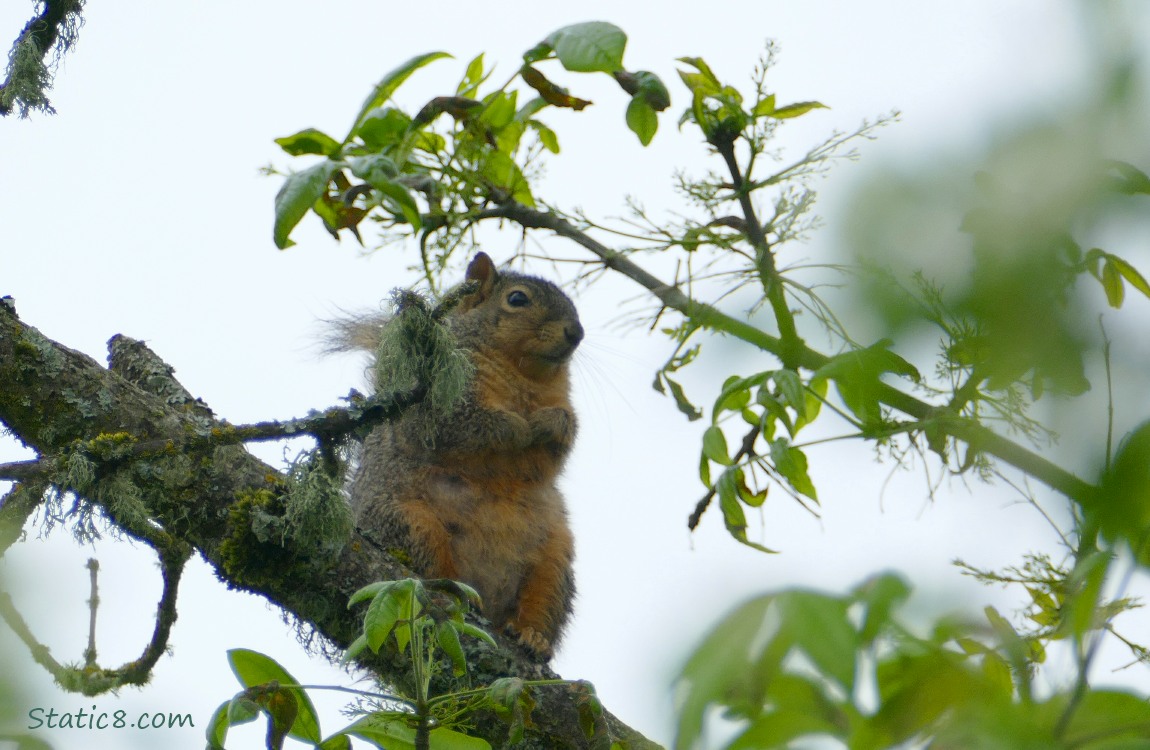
[282,448,352,558]
[371,290,474,443]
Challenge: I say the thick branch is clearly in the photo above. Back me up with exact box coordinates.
[480,203,1099,505]
[0,298,660,749]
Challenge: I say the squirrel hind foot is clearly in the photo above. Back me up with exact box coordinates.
[505,624,553,662]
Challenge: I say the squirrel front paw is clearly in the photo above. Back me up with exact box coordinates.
[488,410,533,449]
[529,407,575,447]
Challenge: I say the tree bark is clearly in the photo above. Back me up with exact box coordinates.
[0,297,661,750]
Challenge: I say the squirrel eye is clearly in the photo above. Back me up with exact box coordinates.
[506,290,530,307]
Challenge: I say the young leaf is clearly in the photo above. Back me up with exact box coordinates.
[525,119,560,154]
[776,591,858,693]
[1101,258,1125,307]
[356,107,412,149]
[773,369,807,421]
[458,53,486,97]
[768,101,828,119]
[456,621,498,647]
[769,439,818,501]
[675,595,774,749]
[717,468,777,553]
[545,22,627,73]
[348,153,400,186]
[375,178,423,231]
[205,702,232,750]
[336,714,418,750]
[481,151,535,207]
[625,96,658,145]
[702,425,732,466]
[1108,253,1150,299]
[363,583,405,651]
[675,57,722,96]
[348,51,452,140]
[853,573,911,644]
[226,649,322,744]
[275,128,342,157]
[273,161,342,249]
[317,733,353,750]
[436,620,467,677]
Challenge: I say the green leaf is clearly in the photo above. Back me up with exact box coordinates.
[317,733,353,750]
[363,579,415,652]
[698,450,712,488]
[458,53,486,97]
[777,591,858,692]
[675,595,774,749]
[751,94,777,117]
[728,715,840,749]
[348,52,452,140]
[527,120,560,153]
[356,107,412,149]
[456,621,498,647]
[481,151,535,206]
[853,573,911,645]
[426,728,491,750]
[480,90,519,130]
[1102,258,1125,307]
[717,468,777,553]
[812,341,919,426]
[342,633,369,664]
[273,160,342,249]
[1096,422,1150,564]
[349,581,390,607]
[773,369,807,421]
[488,678,534,745]
[737,472,768,508]
[769,439,818,501]
[702,425,731,466]
[275,128,342,157]
[348,153,399,186]
[336,713,417,750]
[714,373,767,418]
[1061,689,1150,746]
[205,702,232,750]
[437,621,467,677]
[675,57,722,95]
[1104,159,1150,195]
[653,371,703,421]
[625,96,658,145]
[545,21,627,73]
[227,649,322,744]
[375,178,423,231]
[768,100,828,119]
[1108,254,1150,299]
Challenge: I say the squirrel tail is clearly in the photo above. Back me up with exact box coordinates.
[321,311,392,355]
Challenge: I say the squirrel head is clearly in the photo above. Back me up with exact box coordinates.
[452,252,584,381]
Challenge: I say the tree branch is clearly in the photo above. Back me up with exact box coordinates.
[0,0,85,117]
[0,297,661,749]
[478,203,1100,505]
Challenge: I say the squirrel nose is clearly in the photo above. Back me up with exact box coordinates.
[565,321,585,347]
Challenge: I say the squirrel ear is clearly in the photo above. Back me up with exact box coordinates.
[464,252,498,302]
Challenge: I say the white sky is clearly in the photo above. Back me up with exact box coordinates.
[3,2,1150,749]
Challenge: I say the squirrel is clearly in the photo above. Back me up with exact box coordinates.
[344,252,583,659]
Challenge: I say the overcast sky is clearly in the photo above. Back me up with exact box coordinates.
[3,2,1150,749]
